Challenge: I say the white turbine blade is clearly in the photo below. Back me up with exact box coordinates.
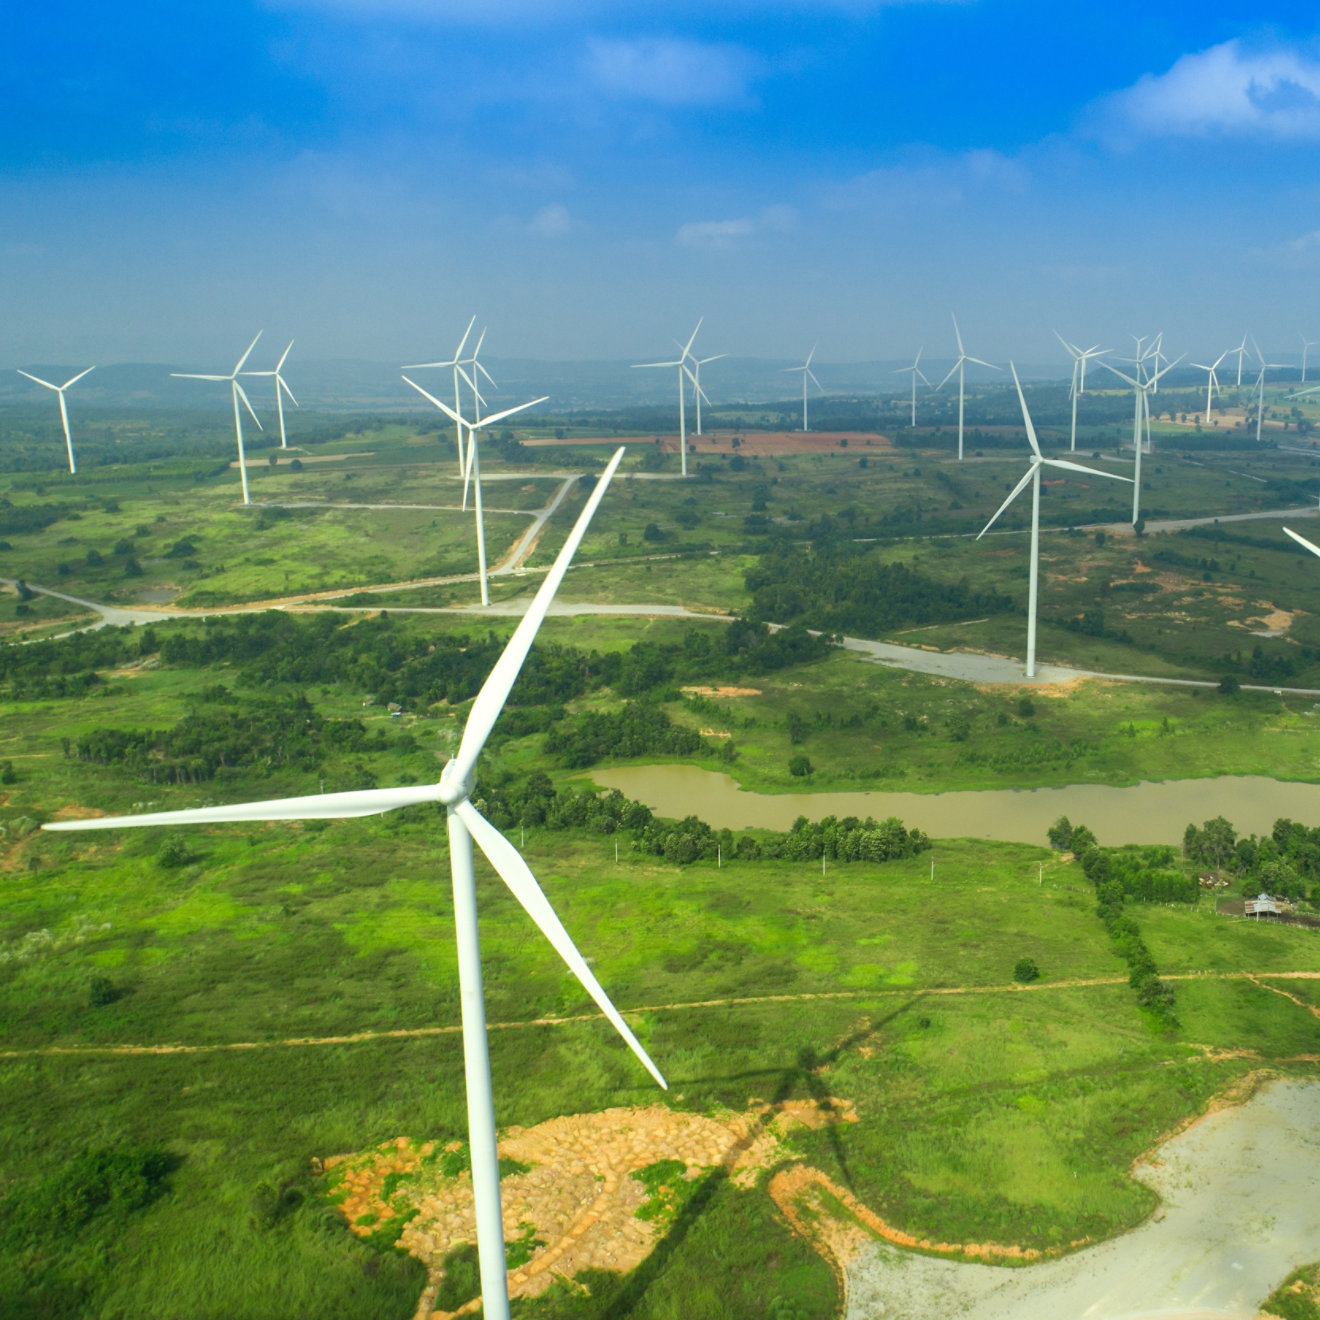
[915,368,931,388]
[936,360,961,390]
[1043,457,1133,483]
[1099,360,1139,389]
[1290,385,1320,399]
[456,364,487,410]
[805,344,816,369]
[171,373,229,382]
[1212,350,1228,369]
[966,356,999,370]
[977,464,1036,540]
[699,353,727,365]
[454,315,476,360]
[462,431,476,509]
[279,376,299,408]
[232,331,263,377]
[1149,353,1185,384]
[43,783,443,832]
[477,360,498,389]
[681,318,704,357]
[951,313,965,356]
[402,358,456,370]
[1284,526,1320,558]
[806,368,822,392]
[470,396,548,432]
[632,360,682,369]
[782,365,805,374]
[403,375,464,425]
[1052,329,1080,358]
[1010,362,1041,458]
[234,380,263,430]
[452,448,624,782]
[469,326,488,361]
[276,341,293,371]
[59,366,95,390]
[16,370,58,391]
[457,800,666,1088]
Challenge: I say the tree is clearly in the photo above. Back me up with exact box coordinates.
[1047,815,1073,850]
[1218,673,1240,695]
[788,754,813,778]
[1013,957,1040,983]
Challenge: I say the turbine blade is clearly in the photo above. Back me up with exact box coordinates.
[805,344,816,368]
[16,370,58,390]
[807,369,822,391]
[458,800,666,1088]
[277,341,293,370]
[470,396,549,431]
[171,373,229,382]
[60,366,96,389]
[1284,526,1320,559]
[966,357,999,370]
[681,318,704,357]
[234,381,262,429]
[951,313,964,355]
[632,360,682,369]
[43,783,443,832]
[1010,362,1041,458]
[1098,360,1139,389]
[936,362,961,390]
[1053,329,1079,357]
[699,354,728,365]
[454,316,476,360]
[477,361,498,389]
[232,331,263,376]
[1042,458,1133,483]
[977,465,1036,540]
[452,448,624,782]
[403,375,463,425]
[402,359,455,370]
[279,377,299,408]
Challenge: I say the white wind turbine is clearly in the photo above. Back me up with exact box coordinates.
[1250,339,1286,443]
[895,348,931,428]
[172,333,264,505]
[1230,334,1250,389]
[406,317,479,474]
[633,320,703,477]
[685,351,725,436]
[15,365,94,474]
[1190,351,1227,425]
[1301,334,1319,384]
[1099,352,1183,524]
[978,365,1133,678]
[781,346,822,432]
[44,448,658,1320]
[402,376,547,607]
[1053,333,1107,452]
[938,315,999,460]
[1285,526,1320,555]
[242,341,298,450]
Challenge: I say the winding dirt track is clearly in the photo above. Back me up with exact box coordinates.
[3,971,1317,1061]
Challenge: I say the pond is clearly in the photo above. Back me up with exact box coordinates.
[592,765,1320,845]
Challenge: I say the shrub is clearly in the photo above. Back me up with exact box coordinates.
[1013,957,1040,983]
[788,755,813,778]
[88,976,120,1008]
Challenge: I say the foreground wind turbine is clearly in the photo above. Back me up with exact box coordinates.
[15,366,94,474]
[406,317,479,474]
[1190,351,1227,425]
[1099,352,1182,524]
[895,348,930,428]
[633,320,703,477]
[939,315,999,460]
[402,376,547,606]
[978,366,1133,677]
[243,342,298,449]
[1285,526,1320,556]
[172,334,264,505]
[1053,333,1107,452]
[1250,339,1286,443]
[44,447,655,1320]
[781,346,822,432]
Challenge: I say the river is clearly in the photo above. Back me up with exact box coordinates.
[592,765,1320,845]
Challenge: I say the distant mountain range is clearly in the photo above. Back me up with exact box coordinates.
[0,357,1075,414]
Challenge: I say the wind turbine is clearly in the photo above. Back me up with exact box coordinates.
[633,320,703,477]
[1053,333,1107,452]
[686,351,725,436]
[1301,334,1319,384]
[1230,334,1249,389]
[781,346,822,432]
[1099,352,1183,524]
[1250,339,1286,443]
[242,342,298,449]
[1285,526,1320,556]
[978,365,1133,678]
[894,348,930,428]
[43,448,658,1320]
[938,315,999,460]
[405,317,479,473]
[15,365,94,474]
[463,327,499,426]
[1190,351,1227,425]
[402,376,547,606]
[172,333,264,505]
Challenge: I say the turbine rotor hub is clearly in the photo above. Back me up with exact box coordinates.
[438,758,473,807]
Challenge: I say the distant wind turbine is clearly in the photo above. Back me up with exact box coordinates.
[43,448,659,1320]
[1100,352,1183,524]
[978,365,1133,678]
[1301,334,1319,384]
[633,319,703,476]
[1230,334,1249,390]
[172,333,264,505]
[1053,333,1107,452]
[406,317,479,474]
[1189,351,1227,425]
[15,365,94,474]
[938,315,999,460]
[781,346,822,432]
[242,341,298,450]
[894,348,930,428]
[685,351,725,436]
[1250,339,1286,443]
[402,376,547,606]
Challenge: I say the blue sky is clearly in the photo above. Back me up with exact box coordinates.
[5,1,1320,368]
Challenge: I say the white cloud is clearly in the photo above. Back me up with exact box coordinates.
[527,203,572,238]
[675,205,795,249]
[584,37,762,106]
[828,149,1024,211]
[1096,39,1320,141]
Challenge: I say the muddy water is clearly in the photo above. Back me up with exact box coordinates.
[592,765,1320,845]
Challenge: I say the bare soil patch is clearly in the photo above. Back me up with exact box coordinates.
[529,431,893,457]
[681,684,762,698]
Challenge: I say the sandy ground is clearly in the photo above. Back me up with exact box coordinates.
[527,431,894,457]
[844,1078,1320,1320]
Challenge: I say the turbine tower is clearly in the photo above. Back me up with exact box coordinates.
[242,341,298,449]
[44,448,656,1320]
[405,316,479,473]
[402,376,547,606]
[938,315,999,460]
[894,348,930,428]
[1230,334,1249,389]
[1190,352,1227,425]
[1301,334,1319,384]
[172,333,264,505]
[1052,333,1107,452]
[977,365,1133,677]
[1099,352,1182,524]
[633,319,703,476]
[781,346,822,432]
[15,365,94,474]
